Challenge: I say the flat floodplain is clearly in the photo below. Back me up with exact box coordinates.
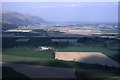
[55,52,120,68]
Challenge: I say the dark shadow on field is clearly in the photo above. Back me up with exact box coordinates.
[10,60,72,68]
[2,61,76,79]
[75,55,120,73]
[75,67,120,80]
[113,49,120,63]
[2,66,31,80]
[107,47,120,63]
[4,58,120,80]
[75,71,104,80]
[74,55,120,80]
[111,52,120,64]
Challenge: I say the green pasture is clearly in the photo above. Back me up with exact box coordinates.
[3,47,54,59]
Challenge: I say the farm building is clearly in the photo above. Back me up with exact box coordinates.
[38,46,53,51]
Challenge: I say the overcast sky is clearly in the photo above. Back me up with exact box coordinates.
[2,2,118,23]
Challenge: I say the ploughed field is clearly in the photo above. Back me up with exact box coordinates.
[55,52,120,68]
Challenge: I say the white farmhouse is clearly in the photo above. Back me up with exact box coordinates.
[38,46,51,51]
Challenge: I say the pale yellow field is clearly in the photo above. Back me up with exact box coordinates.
[58,26,102,35]
[63,30,101,35]
[55,52,120,68]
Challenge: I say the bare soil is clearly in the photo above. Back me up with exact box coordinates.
[55,52,120,68]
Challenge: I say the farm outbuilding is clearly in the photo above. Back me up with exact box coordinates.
[38,46,53,51]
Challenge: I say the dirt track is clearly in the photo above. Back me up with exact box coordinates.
[55,52,120,68]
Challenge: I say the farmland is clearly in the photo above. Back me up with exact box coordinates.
[2,52,120,80]
[2,42,120,79]
[2,30,120,79]
[55,52,120,68]
[58,46,119,63]
[2,3,119,79]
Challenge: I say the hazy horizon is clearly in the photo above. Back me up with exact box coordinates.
[2,2,118,23]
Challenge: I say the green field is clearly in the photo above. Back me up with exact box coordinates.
[2,47,120,80]
[3,47,53,59]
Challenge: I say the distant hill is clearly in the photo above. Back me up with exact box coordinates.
[1,10,46,30]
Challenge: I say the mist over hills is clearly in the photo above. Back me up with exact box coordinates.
[1,10,46,30]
